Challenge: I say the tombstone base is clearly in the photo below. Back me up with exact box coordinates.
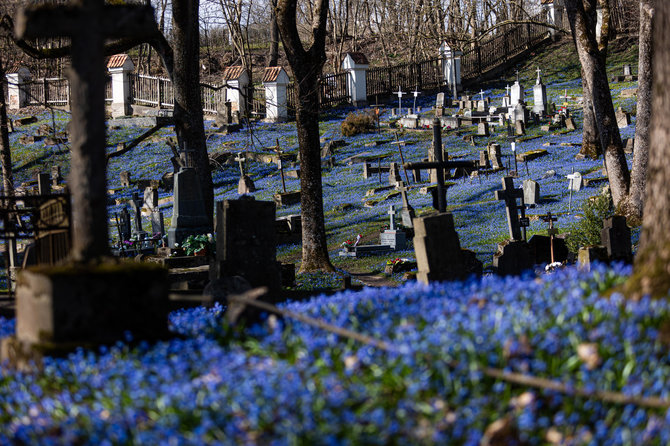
[493,240,533,276]
[1,260,169,369]
[273,191,301,207]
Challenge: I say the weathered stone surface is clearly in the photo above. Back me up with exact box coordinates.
[493,240,533,276]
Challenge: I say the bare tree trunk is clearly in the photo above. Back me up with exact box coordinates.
[565,0,630,207]
[620,0,654,224]
[276,0,334,272]
[268,0,280,66]
[172,0,214,226]
[627,0,670,299]
[0,57,13,197]
[580,67,602,159]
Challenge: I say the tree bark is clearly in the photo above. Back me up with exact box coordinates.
[579,66,602,159]
[620,0,653,224]
[565,0,630,207]
[276,0,334,272]
[0,57,14,197]
[172,0,214,228]
[268,0,280,66]
[626,0,670,300]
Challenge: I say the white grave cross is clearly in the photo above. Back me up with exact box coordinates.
[412,88,420,114]
[536,66,543,84]
[396,87,405,113]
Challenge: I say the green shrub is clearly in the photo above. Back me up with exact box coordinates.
[566,186,614,253]
[340,110,376,136]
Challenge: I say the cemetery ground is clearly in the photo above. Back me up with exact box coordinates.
[1,39,667,443]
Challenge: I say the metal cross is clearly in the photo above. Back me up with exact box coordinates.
[234,152,246,177]
[540,212,558,263]
[396,86,405,112]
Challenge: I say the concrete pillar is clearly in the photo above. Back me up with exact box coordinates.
[263,67,290,122]
[107,54,134,118]
[342,52,369,107]
[439,42,462,94]
[6,67,31,110]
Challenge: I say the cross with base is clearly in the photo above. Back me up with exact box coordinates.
[15,0,155,260]
[479,89,485,102]
[494,176,527,241]
[234,152,246,177]
[396,86,405,112]
[387,205,397,231]
[396,181,416,228]
[540,212,558,263]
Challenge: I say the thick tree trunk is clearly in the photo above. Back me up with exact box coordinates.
[579,67,602,159]
[620,0,653,224]
[277,0,334,272]
[0,58,14,197]
[565,0,630,207]
[172,0,213,227]
[268,0,280,66]
[626,0,670,300]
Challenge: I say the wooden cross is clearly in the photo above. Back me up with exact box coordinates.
[15,0,155,260]
[272,140,287,194]
[540,212,558,263]
[494,176,527,241]
[234,152,246,177]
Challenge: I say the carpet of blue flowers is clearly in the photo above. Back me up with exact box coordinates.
[2,264,670,443]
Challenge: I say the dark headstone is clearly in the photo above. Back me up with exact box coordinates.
[493,240,533,276]
[37,173,51,195]
[211,198,281,294]
[601,216,632,262]
[528,234,568,265]
[167,167,211,248]
[119,207,131,241]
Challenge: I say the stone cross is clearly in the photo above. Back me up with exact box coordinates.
[479,90,485,102]
[130,192,144,235]
[235,152,246,177]
[540,212,558,263]
[396,181,415,228]
[494,176,527,241]
[117,208,131,242]
[396,87,405,112]
[536,66,543,84]
[15,0,155,260]
[272,141,287,194]
[506,84,511,97]
[387,205,397,231]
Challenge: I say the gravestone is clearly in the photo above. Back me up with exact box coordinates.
[565,116,576,130]
[3,0,166,367]
[120,171,131,187]
[168,152,211,248]
[379,205,407,250]
[396,181,415,228]
[388,162,402,186]
[601,216,632,263]
[515,120,526,136]
[493,240,533,276]
[118,207,131,241]
[532,67,547,115]
[211,198,281,294]
[528,234,569,265]
[235,152,256,195]
[615,107,631,128]
[151,210,165,237]
[522,179,540,206]
[510,76,524,105]
[413,212,481,284]
[37,173,51,195]
[143,186,158,214]
[567,171,583,191]
[51,166,62,187]
[435,93,445,117]
[488,143,503,169]
[479,150,490,168]
[477,122,490,136]
[129,192,146,237]
[494,177,527,241]
[578,246,609,271]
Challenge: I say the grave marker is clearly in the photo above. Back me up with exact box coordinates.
[396,181,415,228]
[540,212,558,263]
[523,179,540,206]
[601,216,632,263]
[494,176,527,241]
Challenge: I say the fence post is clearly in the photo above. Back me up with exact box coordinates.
[43,78,48,108]
[415,62,422,92]
[342,52,369,107]
[107,54,135,118]
[5,67,30,110]
[263,66,289,122]
[157,78,163,109]
[476,46,482,76]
